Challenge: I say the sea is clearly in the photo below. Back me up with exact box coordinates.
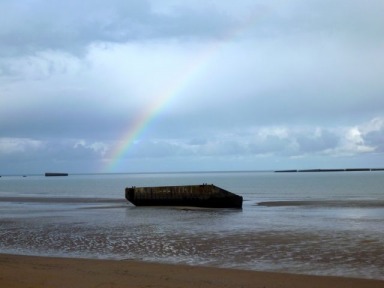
[0,171,383,280]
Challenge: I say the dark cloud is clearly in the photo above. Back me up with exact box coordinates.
[0,0,234,57]
[362,118,384,153]
[0,137,105,174]
[1,0,383,58]
[0,0,149,55]
[295,129,339,154]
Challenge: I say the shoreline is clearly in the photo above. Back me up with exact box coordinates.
[0,254,383,288]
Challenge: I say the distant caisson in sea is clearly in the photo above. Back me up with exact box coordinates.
[44,172,69,177]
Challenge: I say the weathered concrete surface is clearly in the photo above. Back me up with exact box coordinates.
[125,184,242,208]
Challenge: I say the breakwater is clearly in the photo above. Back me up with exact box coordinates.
[275,168,384,173]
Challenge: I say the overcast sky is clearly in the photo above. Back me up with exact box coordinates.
[1,0,384,174]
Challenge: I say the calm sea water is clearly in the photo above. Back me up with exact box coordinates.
[1,171,383,279]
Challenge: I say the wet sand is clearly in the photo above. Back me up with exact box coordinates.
[0,254,383,288]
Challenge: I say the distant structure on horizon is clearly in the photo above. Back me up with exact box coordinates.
[275,168,384,173]
[44,172,69,177]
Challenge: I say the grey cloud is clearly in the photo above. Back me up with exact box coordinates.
[0,0,234,56]
[61,123,384,162]
[2,0,383,58]
[188,138,208,146]
[127,140,183,159]
[365,132,384,153]
[295,129,339,153]
[2,33,383,143]
[0,0,151,55]
[0,137,106,174]
[117,124,370,160]
[301,0,384,41]
[1,118,383,174]
[0,94,130,141]
[0,103,130,140]
[361,119,384,153]
[244,0,384,44]
[247,133,295,155]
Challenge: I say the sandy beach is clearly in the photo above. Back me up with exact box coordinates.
[0,254,383,288]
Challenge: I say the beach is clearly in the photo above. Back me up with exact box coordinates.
[1,172,384,281]
[1,254,383,288]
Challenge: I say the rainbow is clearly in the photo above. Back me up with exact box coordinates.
[103,13,260,172]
